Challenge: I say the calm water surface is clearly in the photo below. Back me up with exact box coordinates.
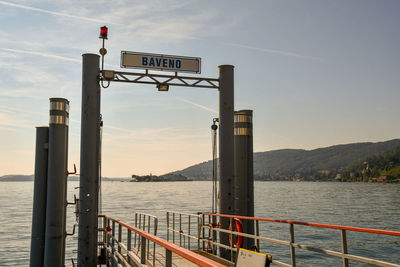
[0,181,399,266]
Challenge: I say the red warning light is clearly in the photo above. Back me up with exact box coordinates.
[99,26,108,39]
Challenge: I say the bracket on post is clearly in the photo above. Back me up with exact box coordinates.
[66,224,77,237]
[67,164,77,176]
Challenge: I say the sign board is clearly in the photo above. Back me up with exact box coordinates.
[235,248,271,267]
[121,51,201,74]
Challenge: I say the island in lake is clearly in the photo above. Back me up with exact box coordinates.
[131,173,191,182]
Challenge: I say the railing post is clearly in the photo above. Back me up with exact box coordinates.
[341,230,349,267]
[153,217,158,267]
[255,220,260,252]
[103,216,107,246]
[179,213,182,247]
[166,249,172,267]
[173,213,176,244]
[197,215,201,251]
[147,216,150,259]
[106,218,110,251]
[202,214,206,251]
[290,224,296,267]
[127,229,131,251]
[141,236,146,264]
[167,212,170,242]
[134,213,138,248]
[212,215,217,254]
[138,214,142,250]
[112,221,115,253]
[188,215,191,250]
[118,224,122,254]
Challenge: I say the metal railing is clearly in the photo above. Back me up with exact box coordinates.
[166,211,201,251]
[99,212,158,266]
[199,212,400,267]
[99,214,226,267]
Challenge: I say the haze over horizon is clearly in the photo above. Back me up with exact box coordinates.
[1,0,399,177]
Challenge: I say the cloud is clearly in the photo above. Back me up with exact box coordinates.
[0,0,123,26]
[0,47,80,63]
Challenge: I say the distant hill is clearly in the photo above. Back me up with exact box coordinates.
[170,139,400,181]
[339,145,400,183]
[0,174,34,182]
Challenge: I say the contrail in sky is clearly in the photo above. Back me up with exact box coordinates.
[0,47,80,63]
[0,0,123,25]
[0,47,119,68]
[223,42,322,60]
[174,96,218,114]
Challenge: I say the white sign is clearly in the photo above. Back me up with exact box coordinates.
[121,51,201,73]
[236,248,268,267]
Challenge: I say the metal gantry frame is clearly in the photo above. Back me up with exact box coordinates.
[78,51,235,265]
[100,69,219,89]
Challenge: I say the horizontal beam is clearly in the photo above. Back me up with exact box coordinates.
[101,70,219,89]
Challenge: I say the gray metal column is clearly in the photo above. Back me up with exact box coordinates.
[30,126,49,267]
[218,65,234,258]
[78,53,101,267]
[234,110,254,249]
[44,98,70,267]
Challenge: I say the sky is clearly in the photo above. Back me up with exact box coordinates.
[0,0,399,177]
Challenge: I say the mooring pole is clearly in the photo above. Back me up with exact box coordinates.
[218,65,235,258]
[30,126,49,267]
[78,53,101,267]
[234,110,254,249]
[44,98,69,267]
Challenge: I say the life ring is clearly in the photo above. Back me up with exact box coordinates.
[229,218,244,248]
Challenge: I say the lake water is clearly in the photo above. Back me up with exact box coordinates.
[0,181,399,266]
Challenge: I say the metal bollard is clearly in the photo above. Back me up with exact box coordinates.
[30,126,49,267]
[44,98,69,267]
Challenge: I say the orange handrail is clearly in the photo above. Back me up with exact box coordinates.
[199,212,400,236]
[100,215,226,267]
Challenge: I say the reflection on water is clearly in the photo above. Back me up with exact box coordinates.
[0,181,399,266]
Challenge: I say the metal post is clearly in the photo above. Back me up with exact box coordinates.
[127,230,132,251]
[341,230,349,267]
[188,216,191,250]
[218,65,235,258]
[30,126,49,267]
[234,110,254,249]
[118,224,122,254]
[78,53,101,266]
[166,249,172,267]
[44,98,69,267]
[290,224,296,267]
[167,212,170,242]
[255,220,260,252]
[179,214,182,247]
[141,236,146,264]
[153,218,158,267]
[197,215,201,250]
[173,213,175,243]
[112,221,116,252]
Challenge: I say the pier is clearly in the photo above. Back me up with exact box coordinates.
[29,26,400,267]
